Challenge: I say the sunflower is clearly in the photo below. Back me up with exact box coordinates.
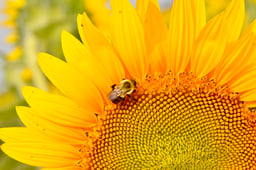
[1,0,256,169]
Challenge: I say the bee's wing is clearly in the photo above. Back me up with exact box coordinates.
[109,87,126,100]
[108,88,119,100]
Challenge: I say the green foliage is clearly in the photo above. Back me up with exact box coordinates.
[17,0,85,58]
[246,0,256,24]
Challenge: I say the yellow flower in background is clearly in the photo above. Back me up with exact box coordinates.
[21,67,32,82]
[1,0,26,61]
[1,0,25,27]
[1,0,25,45]
[5,45,22,61]
[1,0,256,169]
[5,30,18,43]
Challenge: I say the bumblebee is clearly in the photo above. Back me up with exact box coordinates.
[109,79,136,104]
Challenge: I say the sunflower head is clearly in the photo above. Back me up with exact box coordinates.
[1,0,256,169]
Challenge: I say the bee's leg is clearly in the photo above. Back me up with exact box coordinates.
[121,98,125,105]
[127,95,136,101]
[118,98,125,110]
[111,84,116,89]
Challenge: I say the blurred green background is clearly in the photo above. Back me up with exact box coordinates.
[0,0,256,169]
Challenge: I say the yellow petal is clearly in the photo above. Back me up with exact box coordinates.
[191,15,226,77]
[214,33,256,85]
[37,53,103,112]
[144,2,168,51]
[84,0,112,36]
[111,0,148,79]
[61,30,113,97]
[190,1,206,38]
[149,43,167,75]
[144,2,168,74]
[22,86,97,127]
[0,127,47,143]
[247,102,256,108]
[77,13,125,84]
[77,15,86,44]
[241,19,256,37]
[168,0,206,74]
[16,106,88,144]
[240,89,256,102]
[136,0,160,20]
[1,143,80,168]
[230,66,256,93]
[222,0,245,41]
[191,0,244,77]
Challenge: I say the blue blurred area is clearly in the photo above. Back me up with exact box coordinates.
[0,0,13,53]
[0,0,11,94]
[129,0,173,9]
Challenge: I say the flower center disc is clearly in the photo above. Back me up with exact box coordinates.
[88,73,256,169]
